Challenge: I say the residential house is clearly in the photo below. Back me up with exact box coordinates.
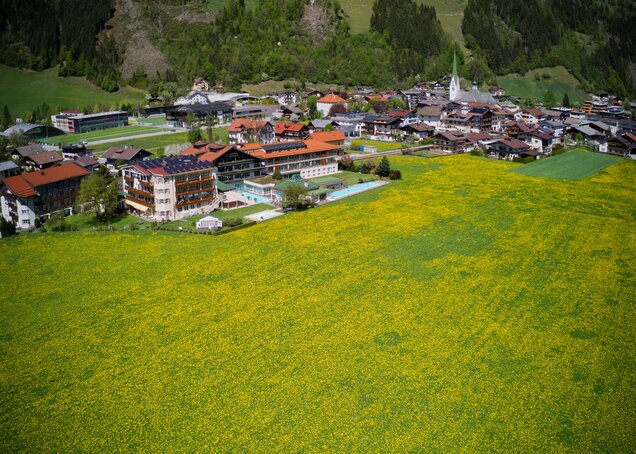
[515,108,545,125]
[308,119,336,131]
[245,140,340,179]
[491,109,515,133]
[0,161,20,182]
[25,151,64,170]
[362,115,402,139]
[61,144,91,160]
[607,133,636,158]
[180,141,226,159]
[401,123,435,139]
[101,146,152,172]
[416,106,444,128]
[197,146,266,183]
[430,131,467,154]
[11,144,47,163]
[274,91,300,106]
[488,137,534,160]
[387,109,419,127]
[517,129,559,154]
[122,156,218,221]
[327,113,365,138]
[275,105,303,121]
[401,89,426,110]
[228,119,275,144]
[275,123,310,141]
[74,156,100,172]
[1,162,89,228]
[316,94,346,117]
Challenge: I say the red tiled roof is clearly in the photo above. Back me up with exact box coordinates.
[388,109,413,118]
[625,132,636,143]
[3,162,89,197]
[275,122,307,134]
[228,119,271,133]
[318,94,345,104]
[250,140,340,160]
[306,130,346,143]
[180,142,225,156]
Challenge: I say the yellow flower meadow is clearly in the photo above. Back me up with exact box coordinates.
[0,155,634,452]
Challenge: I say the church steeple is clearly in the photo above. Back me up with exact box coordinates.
[449,51,460,101]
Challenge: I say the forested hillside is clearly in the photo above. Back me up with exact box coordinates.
[0,0,121,91]
[0,0,634,98]
[462,0,636,96]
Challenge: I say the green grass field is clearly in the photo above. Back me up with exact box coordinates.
[0,65,145,117]
[41,126,161,146]
[497,66,588,104]
[512,150,623,179]
[340,0,465,39]
[87,128,228,154]
[1,155,635,451]
[162,204,273,231]
[350,139,401,152]
[64,213,150,231]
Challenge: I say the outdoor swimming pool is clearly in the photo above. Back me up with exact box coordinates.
[328,181,385,200]
[239,192,272,204]
[245,210,284,222]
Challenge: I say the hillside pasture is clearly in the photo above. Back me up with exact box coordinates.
[0,65,144,117]
[497,66,588,104]
[1,155,634,451]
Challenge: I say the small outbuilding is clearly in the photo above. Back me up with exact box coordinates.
[196,215,223,230]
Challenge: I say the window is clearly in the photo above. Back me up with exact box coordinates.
[22,219,30,225]
[21,209,28,215]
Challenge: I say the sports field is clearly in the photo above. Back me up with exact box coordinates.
[1,155,635,451]
[512,150,623,179]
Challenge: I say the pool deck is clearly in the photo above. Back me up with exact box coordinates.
[245,210,285,223]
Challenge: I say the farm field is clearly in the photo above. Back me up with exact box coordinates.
[497,66,587,104]
[512,150,624,179]
[1,155,635,451]
[0,65,144,117]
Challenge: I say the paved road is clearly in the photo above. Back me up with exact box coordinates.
[88,128,187,145]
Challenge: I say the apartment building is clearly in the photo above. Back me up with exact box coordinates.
[122,156,218,221]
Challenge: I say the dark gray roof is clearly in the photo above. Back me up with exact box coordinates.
[0,161,19,172]
[15,144,46,157]
[455,90,497,104]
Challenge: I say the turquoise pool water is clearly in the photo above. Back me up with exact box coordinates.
[328,181,383,200]
[240,192,272,204]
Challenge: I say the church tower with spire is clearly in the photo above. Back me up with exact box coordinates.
[449,51,460,101]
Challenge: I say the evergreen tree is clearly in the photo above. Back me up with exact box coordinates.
[2,105,11,131]
[562,93,571,108]
[374,156,391,177]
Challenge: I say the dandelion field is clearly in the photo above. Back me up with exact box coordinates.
[1,155,635,451]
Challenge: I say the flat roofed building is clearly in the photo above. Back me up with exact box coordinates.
[122,155,218,221]
[1,162,89,229]
[51,111,129,133]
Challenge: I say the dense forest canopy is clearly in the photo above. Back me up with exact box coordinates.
[462,0,636,96]
[0,0,634,97]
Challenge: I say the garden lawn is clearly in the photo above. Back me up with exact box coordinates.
[0,65,144,116]
[63,213,150,231]
[161,204,272,231]
[1,155,635,452]
[328,171,379,186]
[512,150,623,179]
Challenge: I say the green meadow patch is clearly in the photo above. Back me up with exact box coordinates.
[512,150,623,180]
